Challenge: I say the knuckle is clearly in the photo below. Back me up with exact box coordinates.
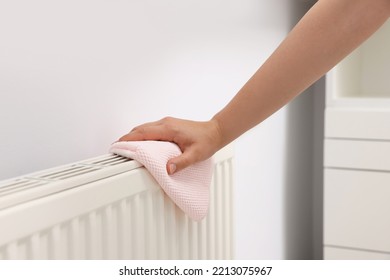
[165,123,179,134]
[132,126,147,137]
[136,127,146,134]
[182,149,201,167]
[179,156,192,168]
[161,116,173,123]
[161,117,182,135]
[130,126,139,132]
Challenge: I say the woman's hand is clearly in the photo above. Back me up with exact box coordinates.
[118,0,390,175]
[118,117,223,174]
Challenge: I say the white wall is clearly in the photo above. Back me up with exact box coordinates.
[0,0,320,259]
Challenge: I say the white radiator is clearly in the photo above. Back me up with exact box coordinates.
[0,145,233,260]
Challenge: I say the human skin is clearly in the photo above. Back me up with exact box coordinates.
[118,0,390,174]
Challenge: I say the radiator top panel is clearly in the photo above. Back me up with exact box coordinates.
[0,154,141,211]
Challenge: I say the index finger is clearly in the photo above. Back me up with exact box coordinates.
[118,124,174,142]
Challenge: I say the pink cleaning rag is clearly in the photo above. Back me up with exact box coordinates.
[109,141,213,221]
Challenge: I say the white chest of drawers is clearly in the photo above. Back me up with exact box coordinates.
[323,20,390,259]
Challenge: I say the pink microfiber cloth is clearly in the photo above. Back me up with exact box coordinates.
[109,141,213,221]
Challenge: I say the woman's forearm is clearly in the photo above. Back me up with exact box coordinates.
[212,0,390,148]
[119,0,390,174]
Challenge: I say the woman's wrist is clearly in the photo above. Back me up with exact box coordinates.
[210,113,231,151]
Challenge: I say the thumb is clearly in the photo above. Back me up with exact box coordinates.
[166,149,198,175]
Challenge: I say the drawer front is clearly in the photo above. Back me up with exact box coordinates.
[324,246,390,260]
[324,169,390,252]
[324,139,390,171]
[325,108,390,140]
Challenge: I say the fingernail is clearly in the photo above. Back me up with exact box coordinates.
[168,163,176,174]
